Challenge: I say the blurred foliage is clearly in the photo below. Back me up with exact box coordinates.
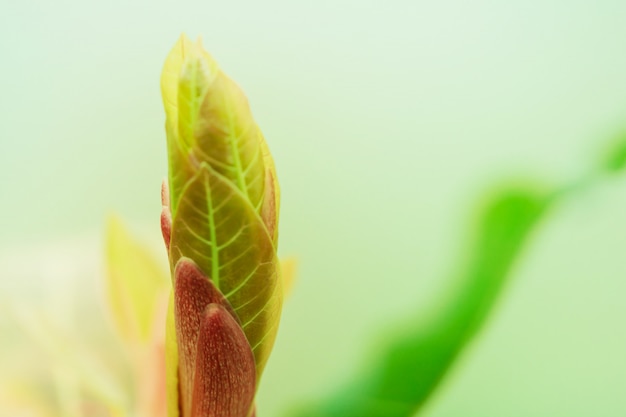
[160,35,283,384]
[601,131,626,174]
[288,185,550,417]
[105,215,169,344]
[105,216,169,417]
[286,134,626,417]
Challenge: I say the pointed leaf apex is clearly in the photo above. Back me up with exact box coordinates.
[173,257,244,416]
[192,303,256,417]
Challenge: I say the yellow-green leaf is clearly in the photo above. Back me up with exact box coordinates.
[260,133,280,244]
[161,35,268,226]
[169,162,282,378]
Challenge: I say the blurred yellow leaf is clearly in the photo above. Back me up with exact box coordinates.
[105,215,169,344]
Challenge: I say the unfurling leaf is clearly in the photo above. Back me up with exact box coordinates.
[160,34,283,417]
[169,164,281,376]
[160,34,279,241]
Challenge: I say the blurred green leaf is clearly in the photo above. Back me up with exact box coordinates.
[288,184,550,417]
[600,131,626,174]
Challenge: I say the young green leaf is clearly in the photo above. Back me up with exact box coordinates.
[161,35,283,397]
[169,163,282,377]
[161,34,278,239]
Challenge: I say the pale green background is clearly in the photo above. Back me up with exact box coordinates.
[1,1,626,416]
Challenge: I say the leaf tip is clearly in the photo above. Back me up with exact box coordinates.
[192,303,256,417]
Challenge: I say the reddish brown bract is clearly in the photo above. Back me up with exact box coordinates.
[173,258,256,417]
[161,180,172,251]
[192,304,256,417]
